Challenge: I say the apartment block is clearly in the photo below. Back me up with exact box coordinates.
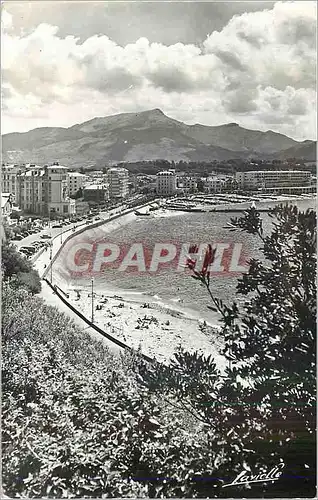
[16,163,75,215]
[205,177,226,193]
[236,170,312,191]
[177,176,197,192]
[156,170,177,196]
[68,172,88,197]
[1,163,25,201]
[107,168,129,199]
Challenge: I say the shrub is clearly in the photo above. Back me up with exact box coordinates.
[137,204,317,497]
[1,242,41,295]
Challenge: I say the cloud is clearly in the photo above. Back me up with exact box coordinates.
[1,1,316,140]
[1,7,12,31]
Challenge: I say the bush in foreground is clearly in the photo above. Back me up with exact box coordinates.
[137,204,316,497]
[1,241,41,294]
[2,283,225,498]
[2,204,316,498]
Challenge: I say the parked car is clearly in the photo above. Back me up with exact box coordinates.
[20,246,36,255]
[40,234,51,239]
[52,224,63,228]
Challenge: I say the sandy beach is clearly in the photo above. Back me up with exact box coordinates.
[36,195,315,368]
[65,285,226,366]
[34,204,226,369]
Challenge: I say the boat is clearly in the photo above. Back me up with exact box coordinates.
[135,210,151,216]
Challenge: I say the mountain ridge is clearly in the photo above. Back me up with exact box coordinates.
[2,109,316,167]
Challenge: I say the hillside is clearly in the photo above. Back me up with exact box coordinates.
[275,140,317,161]
[2,109,315,167]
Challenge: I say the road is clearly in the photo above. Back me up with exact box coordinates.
[38,279,122,355]
[15,201,154,354]
[13,206,123,251]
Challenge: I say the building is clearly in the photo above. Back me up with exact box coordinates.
[85,170,105,185]
[68,172,87,197]
[1,164,25,201]
[236,170,312,191]
[107,168,129,199]
[83,184,109,203]
[1,193,13,217]
[156,170,177,196]
[204,175,235,193]
[205,177,226,193]
[16,163,75,215]
[45,164,75,215]
[177,176,197,193]
[16,166,44,214]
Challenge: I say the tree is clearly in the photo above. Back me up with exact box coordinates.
[1,242,41,294]
[137,204,316,497]
[10,210,21,221]
[70,187,83,200]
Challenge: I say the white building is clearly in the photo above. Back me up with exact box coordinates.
[1,164,25,202]
[16,163,75,215]
[236,170,312,191]
[68,172,87,197]
[107,168,129,199]
[156,170,177,196]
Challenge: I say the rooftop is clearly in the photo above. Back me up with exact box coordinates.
[157,170,175,176]
[84,184,108,190]
[241,170,311,175]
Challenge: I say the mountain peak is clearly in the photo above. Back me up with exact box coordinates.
[3,108,313,167]
[146,108,165,115]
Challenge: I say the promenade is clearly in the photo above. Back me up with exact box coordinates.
[30,206,131,355]
[28,203,225,365]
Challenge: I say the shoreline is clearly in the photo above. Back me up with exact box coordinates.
[33,203,225,365]
[65,285,225,365]
[34,195,315,364]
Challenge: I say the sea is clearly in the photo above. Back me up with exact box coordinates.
[82,197,315,323]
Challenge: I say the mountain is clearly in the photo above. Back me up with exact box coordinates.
[275,140,316,162]
[2,108,315,167]
[185,122,302,154]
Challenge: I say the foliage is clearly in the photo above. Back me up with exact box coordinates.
[137,204,316,497]
[3,224,15,240]
[2,283,227,498]
[10,210,21,220]
[2,242,33,277]
[70,188,83,200]
[2,203,316,498]
[196,180,205,192]
[1,242,41,294]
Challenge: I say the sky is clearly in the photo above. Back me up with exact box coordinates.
[1,1,317,140]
